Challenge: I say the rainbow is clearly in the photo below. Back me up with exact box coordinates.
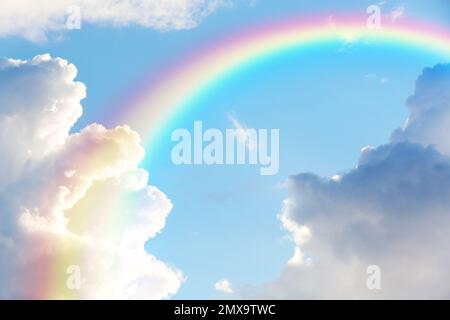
[112,14,450,152]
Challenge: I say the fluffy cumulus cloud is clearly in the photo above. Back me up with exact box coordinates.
[262,63,450,299]
[0,0,230,41]
[0,54,183,299]
[391,64,450,155]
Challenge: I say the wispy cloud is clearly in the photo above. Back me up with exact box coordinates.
[390,5,406,21]
[0,0,230,41]
[227,112,257,151]
[365,73,389,84]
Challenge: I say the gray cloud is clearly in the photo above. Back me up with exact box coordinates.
[261,63,450,299]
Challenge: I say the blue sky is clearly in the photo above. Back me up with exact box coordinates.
[0,0,450,299]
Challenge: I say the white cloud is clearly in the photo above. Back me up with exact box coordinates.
[215,279,234,294]
[258,63,450,299]
[0,54,183,299]
[0,0,230,41]
[227,112,257,151]
[390,5,405,21]
[0,54,85,187]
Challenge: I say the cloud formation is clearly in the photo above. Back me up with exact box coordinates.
[392,64,450,155]
[263,63,450,299]
[215,279,234,294]
[0,54,182,299]
[0,0,229,41]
